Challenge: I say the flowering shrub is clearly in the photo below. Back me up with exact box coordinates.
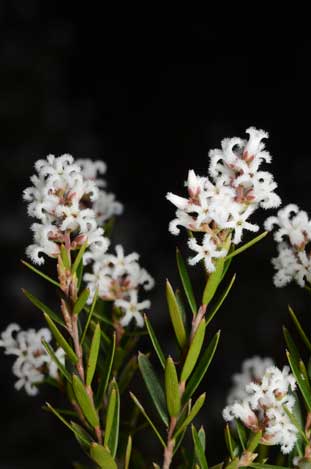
[3,128,311,468]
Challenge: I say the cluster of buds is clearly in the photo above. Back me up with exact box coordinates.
[167,127,281,272]
[23,154,109,265]
[0,324,64,396]
[84,244,154,328]
[265,204,311,287]
[223,363,298,454]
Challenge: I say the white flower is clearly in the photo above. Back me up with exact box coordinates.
[0,323,64,396]
[23,154,110,265]
[188,234,227,272]
[115,289,150,328]
[223,363,297,455]
[167,128,281,272]
[265,204,311,287]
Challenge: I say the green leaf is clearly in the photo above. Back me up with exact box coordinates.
[81,289,98,344]
[181,320,206,383]
[43,313,78,364]
[192,425,208,469]
[95,332,116,407]
[21,259,60,287]
[184,331,220,401]
[90,443,117,469]
[71,421,92,452]
[42,340,71,382]
[198,426,206,452]
[130,392,166,447]
[45,402,90,446]
[224,231,268,261]
[86,323,101,386]
[174,393,206,439]
[118,356,138,395]
[144,314,165,369]
[166,279,187,349]
[224,424,235,459]
[72,241,88,274]
[125,435,132,469]
[288,305,311,353]
[202,257,225,306]
[205,275,236,327]
[247,430,262,453]
[73,288,90,315]
[283,405,308,444]
[235,419,247,450]
[60,244,71,270]
[72,375,99,428]
[283,326,300,365]
[165,356,181,417]
[22,288,64,327]
[138,353,169,426]
[287,350,311,412]
[176,248,197,315]
[250,464,290,469]
[76,259,84,291]
[104,381,120,458]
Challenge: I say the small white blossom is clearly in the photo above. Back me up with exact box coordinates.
[223,364,297,454]
[115,289,150,328]
[265,204,311,287]
[167,127,281,272]
[0,323,65,395]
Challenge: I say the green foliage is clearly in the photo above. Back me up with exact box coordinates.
[166,279,187,348]
[165,356,181,417]
[72,375,99,428]
[176,248,198,315]
[86,323,101,386]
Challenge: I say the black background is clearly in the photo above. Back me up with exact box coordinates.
[0,4,311,467]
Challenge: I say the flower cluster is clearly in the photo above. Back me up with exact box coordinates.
[77,159,123,225]
[84,244,154,328]
[0,323,64,396]
[23,154,109,265]
[167,127,281,272]
[226,356,274,404]
[265,204,311,287]
[223,364,297,454]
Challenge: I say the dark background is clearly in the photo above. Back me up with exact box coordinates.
[0,4,310,467]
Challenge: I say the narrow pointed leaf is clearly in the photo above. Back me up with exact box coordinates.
[144,314,165,369]
[105,381,120,458]
[73,288,90,315]
[176,248,197,315]
[181,320,206,383]
[165,357,181,417]
[71,422,92,452]
[60,244,71,269]
[184,331,220,401]
[283,326,300,365]
[225,231,268,261]
[138,353,169,426]
[72,375,99,428]
[250,464,290,469]
[72,241,88,273]
[45,402,90,446]
[22,288,64,327]
[95,332,116,407]
[287,351,311,412]
[21,259,60,287]
[283,405,308,444]
[235,419,247,450]
[42,340,71,382]
[118,356,138,395]
[166,279,187,349]
[43,313,78,364]
[205,275,236,327]
[86,323,101,386]
[90,443,117,469]
[125,435,132,469]
[192,425,208,469]
[288,305,311,353]
[174,393,206,439]
[247,430,262,453]
[130,392,166,447]
[225,424,235,458]
[202,257,225,306]
[81,289,98,344]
